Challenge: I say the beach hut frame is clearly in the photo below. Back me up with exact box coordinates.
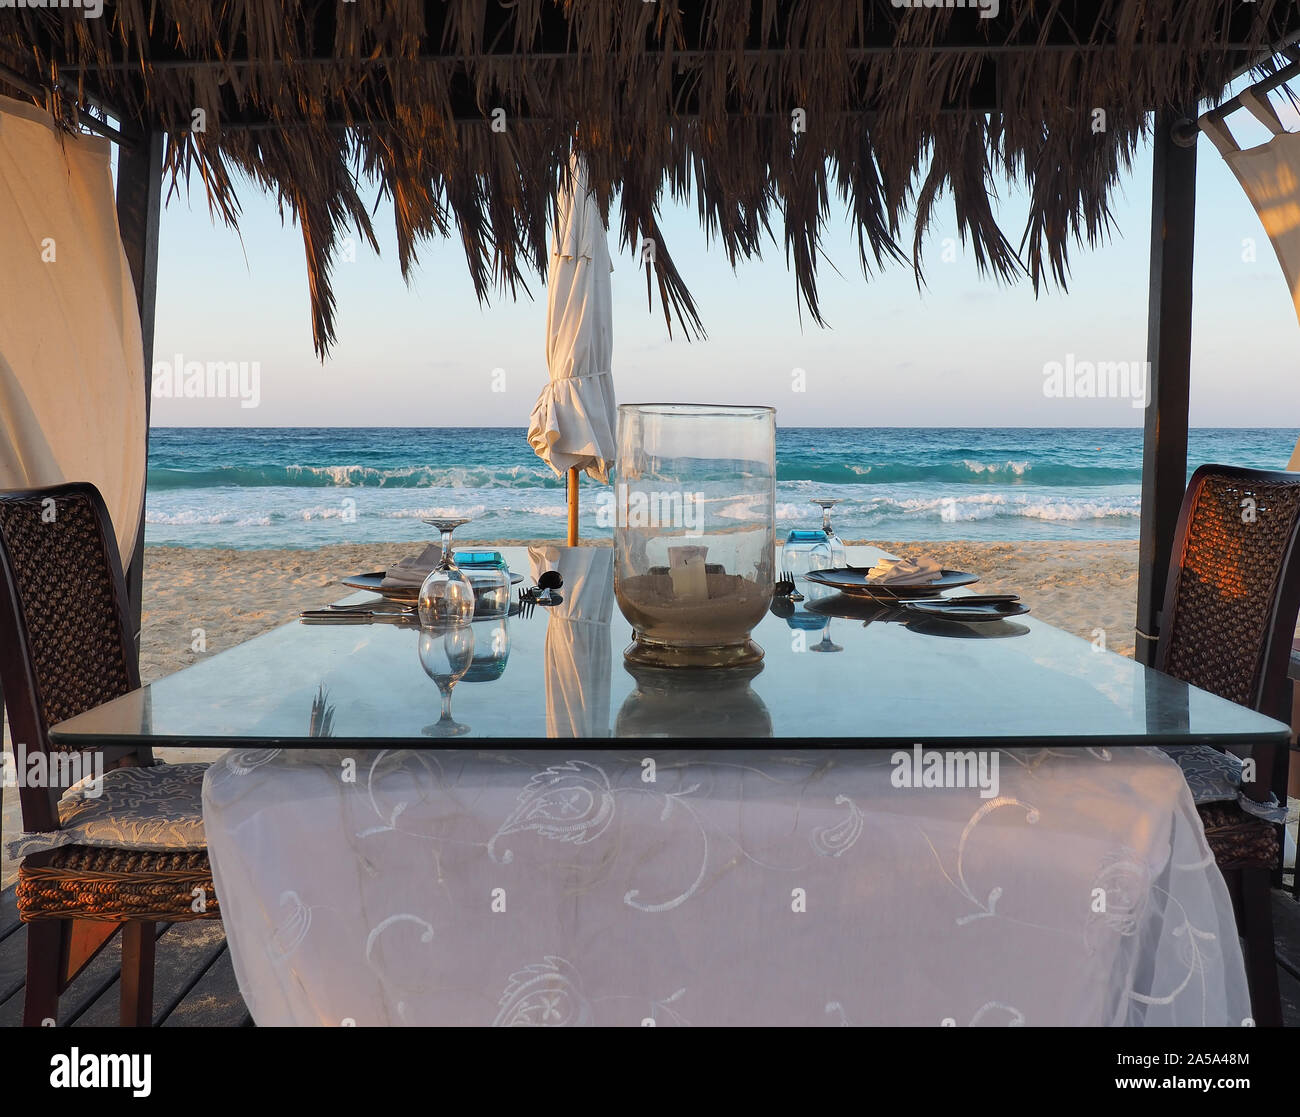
[3,3,1300,669]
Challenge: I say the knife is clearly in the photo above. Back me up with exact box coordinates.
[299,609,416,624]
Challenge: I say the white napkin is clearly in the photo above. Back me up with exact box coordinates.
[867,555,943,586]
[380,542,443,589]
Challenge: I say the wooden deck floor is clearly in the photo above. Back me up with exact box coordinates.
[3,882,1300,1026]
[1268,884,1300,1026]
[0,885,250,1027]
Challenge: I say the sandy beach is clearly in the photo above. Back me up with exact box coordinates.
[2,538,1139,888]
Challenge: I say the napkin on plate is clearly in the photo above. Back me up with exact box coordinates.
[866,555,943,586]
[380,542,443,589]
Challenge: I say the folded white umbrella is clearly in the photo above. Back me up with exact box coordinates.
[527,154,615,543]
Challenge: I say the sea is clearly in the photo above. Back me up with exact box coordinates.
[144,427,1300,550]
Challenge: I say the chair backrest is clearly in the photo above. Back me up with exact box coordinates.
[0,482,147,832]
[1288,435,1300,472]
[1155,465,1300,725]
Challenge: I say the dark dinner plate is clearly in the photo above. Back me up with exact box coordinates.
[803,567,979,600]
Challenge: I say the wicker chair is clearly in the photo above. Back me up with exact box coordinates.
[1154,465,1300,1028]
[0,482,218,1026]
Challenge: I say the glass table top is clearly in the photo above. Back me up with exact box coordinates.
[50,546,1292,747]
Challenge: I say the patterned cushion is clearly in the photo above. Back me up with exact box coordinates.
[6,762,208,859]
[1158,745,1288,823]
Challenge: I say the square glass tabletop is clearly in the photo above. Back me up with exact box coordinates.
[49,546,1291,748]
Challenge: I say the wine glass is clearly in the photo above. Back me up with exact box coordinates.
[810,498,848,567]
[418,517,475,626]
[418,624,475,737]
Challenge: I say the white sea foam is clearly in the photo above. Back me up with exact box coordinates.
[145,510,272,526]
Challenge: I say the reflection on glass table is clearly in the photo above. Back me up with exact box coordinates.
[808,615,844,654]
[616,662,772,738]
[771,598,843,654]
[418,624,475,736]
[308,684,336,736]
[531,544,614,739]
[464,615,511,682]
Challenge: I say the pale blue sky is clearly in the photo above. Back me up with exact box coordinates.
[148,106,1300,429]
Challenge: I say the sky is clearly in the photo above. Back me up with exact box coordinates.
[146,99,1300,430]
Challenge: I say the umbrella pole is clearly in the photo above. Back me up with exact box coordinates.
[567,466,579,546]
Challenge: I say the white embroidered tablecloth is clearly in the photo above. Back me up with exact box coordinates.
[201,746,1250,1026]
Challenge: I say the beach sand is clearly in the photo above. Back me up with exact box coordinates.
[2,538,1139,887]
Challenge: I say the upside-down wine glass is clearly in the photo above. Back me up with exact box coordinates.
[810,498,848,567]
[418,517,475,626]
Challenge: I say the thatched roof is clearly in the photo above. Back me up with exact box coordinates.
[2,1,1298,355]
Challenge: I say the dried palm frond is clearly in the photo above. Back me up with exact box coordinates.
[0,0,1293,355]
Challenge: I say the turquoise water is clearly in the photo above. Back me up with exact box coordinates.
[144,427,1299,549]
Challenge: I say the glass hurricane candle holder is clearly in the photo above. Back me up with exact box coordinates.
[457,550,512,618]
[613,403,775,668]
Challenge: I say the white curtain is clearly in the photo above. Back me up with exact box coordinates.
[1202,88,1300,331]
[0,94,147,562]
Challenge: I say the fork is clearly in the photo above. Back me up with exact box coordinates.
[775,569,804,602]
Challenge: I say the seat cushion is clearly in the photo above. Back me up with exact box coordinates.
[6,762,208,860]
[1158,744,1288,822]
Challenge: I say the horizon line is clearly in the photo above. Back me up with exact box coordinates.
[145,423,1300,431]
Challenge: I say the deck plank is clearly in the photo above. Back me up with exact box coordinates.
[161,944,251,1027]
[74,918,228,1028]
[1281,964,1300,1028]
[1270,891,1300,1026]
[0,921,168,1027]
[0,888,28,1010]
[58,923,171,1027]
[1272,889,1300,977]
[0,886,20,940]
